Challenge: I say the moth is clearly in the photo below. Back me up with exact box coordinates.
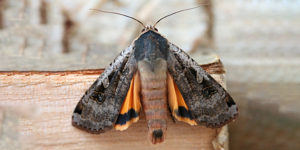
[72,7,238,144]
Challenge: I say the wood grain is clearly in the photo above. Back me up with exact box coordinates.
[0,60,228,150]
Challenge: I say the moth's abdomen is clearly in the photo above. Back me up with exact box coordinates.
[141,80,168,121]
[138,59,168,144]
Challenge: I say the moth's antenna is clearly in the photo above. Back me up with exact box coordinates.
[153,6,206,27]
[89,9,146,28]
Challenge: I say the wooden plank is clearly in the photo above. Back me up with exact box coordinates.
[0,60,228,150]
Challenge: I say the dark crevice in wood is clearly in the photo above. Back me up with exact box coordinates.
[62,10,75,53]
[39,0,48,24]
[190,0,215,54]
[203,0,214,41]
[0,0,6,29]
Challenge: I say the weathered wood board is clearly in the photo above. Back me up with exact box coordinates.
[0,59,229,150]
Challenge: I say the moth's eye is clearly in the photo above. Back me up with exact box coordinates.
[141,28,145,32]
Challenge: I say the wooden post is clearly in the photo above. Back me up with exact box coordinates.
[0,59,229,150]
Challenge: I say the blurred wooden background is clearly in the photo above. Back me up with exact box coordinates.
[0,0,300,150]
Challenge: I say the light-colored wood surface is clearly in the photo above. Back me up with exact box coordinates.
[0,61,228,150]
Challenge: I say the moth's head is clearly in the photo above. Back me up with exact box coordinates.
[141,25,158,33]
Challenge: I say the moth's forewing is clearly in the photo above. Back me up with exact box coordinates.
[72,46,138,133]
[167,42,238,128]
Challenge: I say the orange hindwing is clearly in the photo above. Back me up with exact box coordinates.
[114,73,141,130]
[167,73,197,125]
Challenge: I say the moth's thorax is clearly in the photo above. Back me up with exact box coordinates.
[138,58,168,144]
[134,30,169,63]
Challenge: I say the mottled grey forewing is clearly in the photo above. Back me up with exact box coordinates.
[72,45,137,133]
[167,42,238,128]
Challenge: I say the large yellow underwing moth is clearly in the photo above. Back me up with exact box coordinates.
[72,7,238,144]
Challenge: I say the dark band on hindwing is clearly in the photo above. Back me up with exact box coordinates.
[115,109,139,125]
